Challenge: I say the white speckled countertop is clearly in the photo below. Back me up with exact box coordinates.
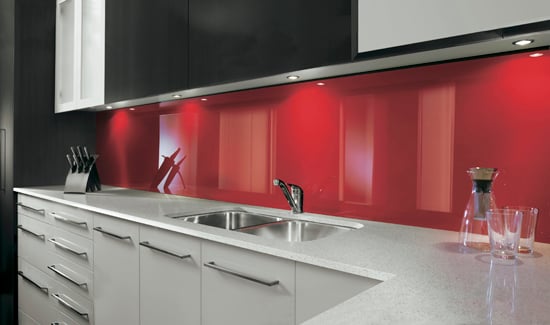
[14,186,550,324]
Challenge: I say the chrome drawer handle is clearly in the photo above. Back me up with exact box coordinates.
[48,238,88,258]
[47,265,88,289]
[17,202,45,215]
[93,227,131,240]
[17,224,45,240]
[204,261,280,287]
[18,271,49,294]
[139,241,191,259]
[50,212,88,227]
[52,293,89,320]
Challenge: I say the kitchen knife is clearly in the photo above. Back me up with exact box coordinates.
[83,146,90,160]
[66,154,76,172]
[76,146,85,164]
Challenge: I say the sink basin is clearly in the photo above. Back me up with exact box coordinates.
[172,210,285,230]
[236,220,354,242]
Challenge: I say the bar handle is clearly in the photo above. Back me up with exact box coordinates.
[47,265,88,289]
[204,261,279,287]
[17,271,49,294]
[17,225,45,240]
[48,238,88,258]
[49,212,88,227]
[17,202,45,215]
[51,293,89,320]
[93,227,131,240]
[139,241,191,259]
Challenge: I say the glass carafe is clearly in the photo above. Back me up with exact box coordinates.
[459,167,498,252]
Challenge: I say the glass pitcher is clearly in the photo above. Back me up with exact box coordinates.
[459,167,498,252]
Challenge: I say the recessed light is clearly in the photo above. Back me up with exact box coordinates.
[286,75,300,81]
[105,106,113,109]
[200,98,208,102]
[529,52,544,58]
[316,82,325,86]
[129,108,135,111]
[513,39,534,46]
[172,94,182,99]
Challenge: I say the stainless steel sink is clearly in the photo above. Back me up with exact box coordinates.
[171,210,285,230]
[236,220,355,242]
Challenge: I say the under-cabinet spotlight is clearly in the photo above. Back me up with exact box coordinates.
[316,82,325,86]
[129,108,136,111]
[513,39,534,46]
[529,52,544,58]
[200,98,208,102]
[172,94,182,99]
[105,105,113,109]
[286,75,300,81]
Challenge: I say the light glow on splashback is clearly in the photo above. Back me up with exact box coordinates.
[96,51,550,243]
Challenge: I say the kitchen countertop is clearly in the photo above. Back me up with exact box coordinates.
[14,186,550,324]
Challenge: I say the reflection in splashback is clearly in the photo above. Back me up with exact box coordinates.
[96,50,550,243]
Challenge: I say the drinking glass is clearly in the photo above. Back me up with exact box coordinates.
[504,206,538,255]
[486,209,523,260]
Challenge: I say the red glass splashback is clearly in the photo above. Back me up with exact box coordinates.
[96,50,550,243]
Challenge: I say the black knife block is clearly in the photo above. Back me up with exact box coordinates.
[64,159,101,194]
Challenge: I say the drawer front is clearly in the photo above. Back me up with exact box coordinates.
[17,258,57,324]
[46,253,94,300]
[18,215,50,269]
[47,206,94,239]
[50,276,94,325]
[47,226,93,270]
[17,195,50,222]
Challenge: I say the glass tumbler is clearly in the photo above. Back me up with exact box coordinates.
[504,206,538,255]
[486,209,523,260]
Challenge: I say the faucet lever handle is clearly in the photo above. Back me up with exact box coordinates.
[289,184,303,213]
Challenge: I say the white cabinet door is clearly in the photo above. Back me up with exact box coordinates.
[202,241,295,325]
[93,214,139,325]
[139,226,201,325]
[296,262,382,323]
[358,0,550,53]
[55,0,104,113]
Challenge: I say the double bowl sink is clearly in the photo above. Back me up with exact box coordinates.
[167,210,358,242]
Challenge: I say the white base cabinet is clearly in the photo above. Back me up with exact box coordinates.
[93,214,139,325]
[17,192,382,325]
[139,226,201,324]
[202,241,296,325]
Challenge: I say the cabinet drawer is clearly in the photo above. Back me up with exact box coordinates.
[46,205,94,239]
[46,253,94,300]
[17,195,50,222]
[47,226,93,270]
[18,215,50,269]
[50,275,94,325]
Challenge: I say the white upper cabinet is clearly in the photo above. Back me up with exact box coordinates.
[358,0,550,53]
[55,0,104,113]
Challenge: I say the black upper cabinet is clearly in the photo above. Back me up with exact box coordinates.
[105,0,189,103]
[189,0,352,88]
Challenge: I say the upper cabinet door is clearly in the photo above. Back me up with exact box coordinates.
[55,0,105,113]
[104,0,189,103]
[357,0,550,53]
[189,0,352,88]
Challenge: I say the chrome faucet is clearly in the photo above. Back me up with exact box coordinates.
[273,179,303,213]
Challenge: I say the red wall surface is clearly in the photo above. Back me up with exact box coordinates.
[96,50,550,243]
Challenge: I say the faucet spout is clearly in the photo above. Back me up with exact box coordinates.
[273,179,303,213]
